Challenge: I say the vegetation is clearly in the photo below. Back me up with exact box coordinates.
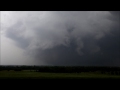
[0,65,120,79]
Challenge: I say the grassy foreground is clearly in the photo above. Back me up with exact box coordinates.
[0,70,120,79]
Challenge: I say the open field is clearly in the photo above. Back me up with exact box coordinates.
[0,66,120,79]
[0,70,120,79]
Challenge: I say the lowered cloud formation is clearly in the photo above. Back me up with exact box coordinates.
[1,11,120,66]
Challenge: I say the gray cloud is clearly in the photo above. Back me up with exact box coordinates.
[2,11,120,66]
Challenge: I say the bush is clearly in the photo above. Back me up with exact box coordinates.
[14,69,22,71]
[111,71,114,75]
[115,72,118,75]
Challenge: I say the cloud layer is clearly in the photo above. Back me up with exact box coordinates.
[1,11,120,66]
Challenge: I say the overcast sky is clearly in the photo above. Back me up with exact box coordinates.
[1,11,120,66]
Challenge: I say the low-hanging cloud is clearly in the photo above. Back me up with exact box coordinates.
[1,11,120,66]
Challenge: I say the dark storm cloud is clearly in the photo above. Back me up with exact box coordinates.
[4,11,120,66]
[109,11,120,22]
[6,21,30,49]
[109,11,120,16]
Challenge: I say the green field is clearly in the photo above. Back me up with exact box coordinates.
[0,70,120,79]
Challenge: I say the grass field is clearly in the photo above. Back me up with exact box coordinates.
[0,70,120,79]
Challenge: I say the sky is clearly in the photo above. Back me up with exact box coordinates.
[1,11,120,66]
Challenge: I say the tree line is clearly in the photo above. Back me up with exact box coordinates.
[0,65,120,75]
